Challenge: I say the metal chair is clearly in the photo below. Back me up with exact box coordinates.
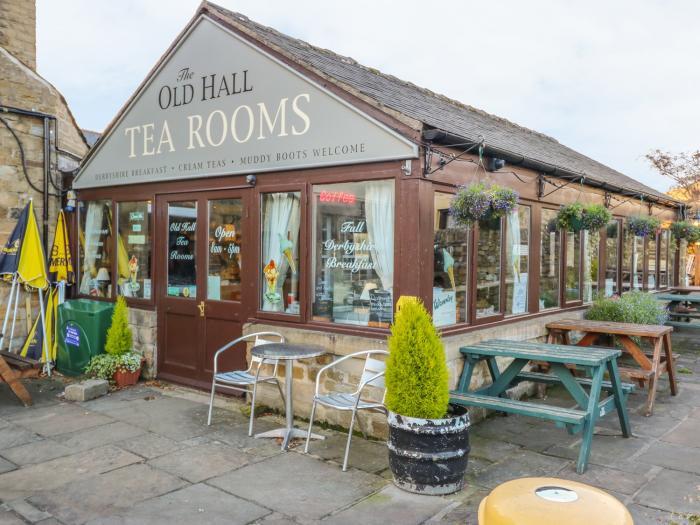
[207,331,285,436]
[304,350,389,471]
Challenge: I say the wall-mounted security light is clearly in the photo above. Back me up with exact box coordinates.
[485,157,506,172]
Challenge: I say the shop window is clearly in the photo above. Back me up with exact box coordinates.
[433,192,468,327]
[116,201,152,300]
[475,217,501,318]
[312,181,394,328]
[208,199,243,301]
[604,220,620,296]
[583,229,600,303]
[78,200,113,298]
[505,206,530,316]
[261,192,300,314]
[679,239,689,286]
[167,201,197,298]
[627,234,644,291]
[647,232,657,289]
[539,209,560,309]
[565,230,582,302]
[658,230,669,288]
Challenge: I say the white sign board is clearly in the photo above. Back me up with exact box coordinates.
[433,288,457,327]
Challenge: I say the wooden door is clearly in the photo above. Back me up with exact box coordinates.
[157,190,250,388]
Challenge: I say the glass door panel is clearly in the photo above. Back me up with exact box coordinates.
[167,201,197,299]
[207,199,243,301]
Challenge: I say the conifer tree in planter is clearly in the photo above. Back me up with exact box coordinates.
[385,299,470,495]
[89,296,142,387]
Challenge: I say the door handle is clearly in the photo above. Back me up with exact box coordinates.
[198,301,206,317]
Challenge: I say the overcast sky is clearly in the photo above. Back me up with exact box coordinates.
[36,0,700,192]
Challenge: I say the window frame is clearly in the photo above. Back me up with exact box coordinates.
[114,199,156,308]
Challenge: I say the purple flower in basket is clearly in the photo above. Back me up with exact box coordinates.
[450,184,492,225]
[627,216,661,237]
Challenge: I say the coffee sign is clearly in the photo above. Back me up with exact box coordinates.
[74,16,417,189]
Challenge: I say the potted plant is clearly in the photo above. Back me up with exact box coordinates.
[86,296,143,387]
[627,215,661,237]
[384,298,470,495]
[556,203,585,232]
[489,185,518,218]
[450,184,519,226]
[581,204,612,231]
[450,183,492,225]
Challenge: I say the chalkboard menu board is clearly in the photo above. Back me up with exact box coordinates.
[312,279,333,319]
[369,289,393,325]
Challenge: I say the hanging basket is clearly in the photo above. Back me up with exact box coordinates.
[670,221,698,240]
[556,203,585,232]
[627,216,661,237]
[580,204,612,231]
[450,184,519,226]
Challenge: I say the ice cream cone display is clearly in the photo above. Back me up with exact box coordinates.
[263,259,280,303]
[128,255,138,284]
[279,233,296,274]
[443,249,456,289]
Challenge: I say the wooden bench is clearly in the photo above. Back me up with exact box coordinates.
[546,319,677,416]
[450,339,631,474]
[0,350,39,406]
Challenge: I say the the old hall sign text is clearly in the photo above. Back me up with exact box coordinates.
[74,16,417,189]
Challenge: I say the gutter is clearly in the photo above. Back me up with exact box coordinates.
[422,129,682,210]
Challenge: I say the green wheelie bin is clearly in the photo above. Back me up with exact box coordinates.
[56,299,114,376]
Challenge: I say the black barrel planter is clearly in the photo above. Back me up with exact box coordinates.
[387,405,470,495]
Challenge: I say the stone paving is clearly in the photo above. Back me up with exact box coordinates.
[0,331,697,524]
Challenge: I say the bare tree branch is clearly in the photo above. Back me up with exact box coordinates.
[646,149,700,207]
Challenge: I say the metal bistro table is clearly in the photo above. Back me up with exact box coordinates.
[251,342,326,450]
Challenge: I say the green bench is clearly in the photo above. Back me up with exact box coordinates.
[450,339,632,474]
[656,293,700,329]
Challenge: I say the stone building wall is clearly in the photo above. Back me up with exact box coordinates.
[128,307,158,378]
[0,0,89,345]
[241,309,585,439]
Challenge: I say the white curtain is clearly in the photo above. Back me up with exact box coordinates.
[79,202,105,295]
[365,181,394,291]
[261,193,299,311]
[507,209,526,314]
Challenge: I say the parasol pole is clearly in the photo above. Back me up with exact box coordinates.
[8,279,21,352]
[37,287,51,376]
[0,276,18,351]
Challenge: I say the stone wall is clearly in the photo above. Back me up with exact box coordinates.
[128,307,157,379]
[242,309,585,439]
[0,0,88,346]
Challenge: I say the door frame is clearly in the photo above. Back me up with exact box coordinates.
[155,188,253,388]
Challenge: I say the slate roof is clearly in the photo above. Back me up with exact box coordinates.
[81,129,101,147]
[204,2,677,205]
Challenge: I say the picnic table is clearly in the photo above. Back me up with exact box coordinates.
[450,339,632,474]
[0,351,38,406]
[670,286,700,295]
[546,319,677,416]
[656,292,700,328]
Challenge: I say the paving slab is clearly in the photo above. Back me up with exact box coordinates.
[469,450,570,490]
[0,439,72,466]
[101,396,210,441]
[148,441,255,483]
[661,408,700,448]
[208,453,384,520]
[205,419,287,458]
[0,509,25,524]
[437,485,490,524]
[544,433,650,468]
[467,435,521,463]
[639,441,700,475]
[53,421,146,452]
[83,482,269,525]
[635,468,700,515]
[627,503,687,525]
[304,433,388,473]
[0,445,142,501]
[8,404,113,437]
[0,425,41,450]
[322,484,452,525]
[116,432,183,459]
[0,379,63,417]
[5,498,52,522]
[29,463,186,525]
[0,458,16,475]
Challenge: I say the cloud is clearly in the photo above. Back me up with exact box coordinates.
[36,0,700,192]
